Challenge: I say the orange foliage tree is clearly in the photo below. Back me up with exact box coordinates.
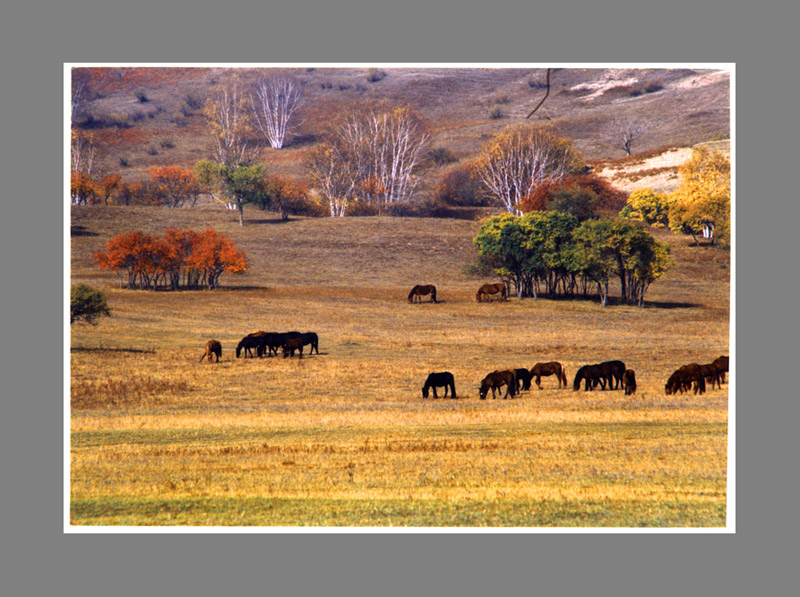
[94,174,122,206]
[70,171,95,205]
[94,229,247,290]
[149,166,200,207]
[267,176,310,220]
[518,173,627,216]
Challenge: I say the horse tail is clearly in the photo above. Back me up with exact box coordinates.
[431,286,437,303]
[561,366,567,387]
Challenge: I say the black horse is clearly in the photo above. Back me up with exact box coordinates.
[573,365,607,391]
[236,332,267,358]
[422,372,456,399]
[598,360,626,390]
[300,332,319,355]
[514,368,533,391]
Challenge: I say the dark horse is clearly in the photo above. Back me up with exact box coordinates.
[408,285,437,304]
[258,332,287,357]
[236,331,267,358]
[623,369,637,395]
[282,337,304,358]
[530,362,568,389]
[422,372,457,399]
[713,355,729,384]
[665,364,706,395]
[199,339,222,363]
[300,332,319,355]
[476,283,507,302]
[598,360,626,390]
[515,368,533,391]
[479,370,517,399]
[573,365,607,391]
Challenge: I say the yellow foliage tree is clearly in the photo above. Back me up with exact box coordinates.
[668,146,731,246]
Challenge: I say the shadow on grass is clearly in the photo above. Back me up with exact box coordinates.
[70,225,98,237]
[71,346,155,354]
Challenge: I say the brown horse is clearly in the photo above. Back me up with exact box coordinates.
[530,362,568,389]
[713,355,729,384]
[515,368,533,391]
[476,283,507,302]
[199,339,222,363]
[408,284,437,303]
[479,370,517,399]
[665,364,706,395]
[699,363,723,389]
[623,369,637,395]
[282,337,304,359]
[422,372,457,399]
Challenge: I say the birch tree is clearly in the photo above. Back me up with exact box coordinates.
[472,124,583,215]
[250,72,305,149]
[305,104,427,216]
[204,75,261,166]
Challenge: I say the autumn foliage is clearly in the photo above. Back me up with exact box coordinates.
[519,173,627,215]
[94,228,247,290]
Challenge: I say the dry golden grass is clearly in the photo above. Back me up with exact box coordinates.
[70,206,729,527]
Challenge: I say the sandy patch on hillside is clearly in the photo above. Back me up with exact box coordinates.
[570,69,639,100]
[671,69,729,89]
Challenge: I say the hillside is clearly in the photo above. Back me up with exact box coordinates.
[71,66,731,202]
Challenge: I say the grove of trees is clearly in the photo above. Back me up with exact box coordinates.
[471,124,584,215]
[474,212,671,306]
[94,228,247,290]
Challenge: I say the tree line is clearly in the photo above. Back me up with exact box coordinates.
[474,212,671,306]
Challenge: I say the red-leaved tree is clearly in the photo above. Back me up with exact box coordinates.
[94,229,247,290]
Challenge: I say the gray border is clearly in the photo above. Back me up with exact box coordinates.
[3,1,796,596]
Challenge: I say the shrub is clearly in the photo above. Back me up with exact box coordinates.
[118,153,131,167]
[428,147,458,166]
[134,89,149,103]
[159,136,175,149]
[489,106,503,120]
[70,283,111,325]
[365,68,387,82]
[644,80,663,93]
[183,90,204,110]
[546,186,600,221]
[146,145,159,156]
[129,110,146,122]
[435,165,485,206]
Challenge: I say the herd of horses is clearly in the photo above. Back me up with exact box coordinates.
[198,282,729,402]
[422,355,728,400]
[199,331,319,362]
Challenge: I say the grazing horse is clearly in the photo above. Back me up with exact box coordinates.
[713,355,729,384]
[258,332,286,357]
[515,368,533,392]
[236,331,268,358]
[282,337,304,358]
[529,362,568,389]
[573,365,607,391]
[479,370,517,400]
[408,285,437,304]
[300,332,319,355]
[199,339,222,363]
[665,364,706,395]
[476,283,507,302]
[623,369,637,395]
[422,372,457,399]
[599,360,626,390]
[699,363,723,389]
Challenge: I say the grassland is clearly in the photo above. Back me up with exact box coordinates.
[69,205,730,527]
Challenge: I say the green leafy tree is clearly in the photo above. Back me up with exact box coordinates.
[194,160,269,226]
[70,283,111,324]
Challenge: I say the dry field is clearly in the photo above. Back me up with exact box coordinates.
[69,206,730,527]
